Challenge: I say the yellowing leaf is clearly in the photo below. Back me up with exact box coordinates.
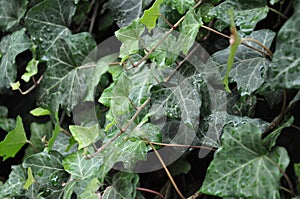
[10,81,20,90]
[0,116,28,161]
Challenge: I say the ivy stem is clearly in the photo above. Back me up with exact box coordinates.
[17,75,43,95]
[89,1,100,33]
[268,6,288,19]
[133,0,204,68]
[242,37,273,56]
[149,141,216,151]
[86,98,151,159]
[147,139,186,199]
[201,25,272,57]
[136,187,166,199]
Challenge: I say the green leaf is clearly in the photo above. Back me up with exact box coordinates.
[165,0,195,14]
[38,32,96,112]
[21,58,39,82]
[178,8,203,55]
[269,4,300,89]
[263,117,294,150]
[62,180,76,199]
[30,107,51,116]
[209,0,269,32]
[295,163,300,192]
[24,122,52,158]
[102,172,139,199]
[0,116,28,161]
[23,167,35,190]
[85,53,118,101]
[69,124,99,149]
[25,0,76,57]
[0,28,33,90]
[48,113,61,151]
[223,9,241,92]
[0,0,28,31]
[0,106,15,132]
[0,165,27,198]
[63,150,103,180]
[78,178,100,199]
[140,0,164,32]
[10,81,20,90]
[115,19,145,58]
[211,29,276,95]
[200,123,290,198]
[104,0,143,27]
[23,151,69,198]
[52,133,77,156]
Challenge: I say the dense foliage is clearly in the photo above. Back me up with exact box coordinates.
[0,0,300,198]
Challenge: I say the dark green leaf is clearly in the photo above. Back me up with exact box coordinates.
[0,0,28,31]
[0,28,33,90]
[269,3,300,89]
[0,116,28,160]
[0,106,15,132]
[200,123,290,198]
[25,0,76,57]
[102,172,139,199]
[164,0,195,14]
[52,133,78,156]
[104,0,143,27]
[209,0,269,32]
[211,29,276,95]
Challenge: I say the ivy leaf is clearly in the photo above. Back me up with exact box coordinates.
[69,124,99,149]
[0,116,28,161]
[115,19,145,58]
[38,32,96,112]
[21,58,39,82]
[62,150,103,180]
[140,0,164,32]
[0,106,15,132]
[30,107,50,116]
[102,172,139,199]
[103,0,143,27]
[25,0,76,58]
[165,0,195,15]
[0,28,33,90]
[23,167,35,190]
[209,0,269,32]
[200,123,290,198]
[269,4,300,89]
[0,0,28,31]
[263,117,294,150]
[78,178,100,199]
[52,133,78,156]
[23,151,69,198]
[178,8,203,55]
[62,180,76,199]
[0,165,27,198]
[211,29,276,95]
[24,122,52,158]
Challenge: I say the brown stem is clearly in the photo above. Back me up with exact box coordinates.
[18,75,43,95]
[149,141,216,151]
[89,0,99,33]
[136,187,166,199]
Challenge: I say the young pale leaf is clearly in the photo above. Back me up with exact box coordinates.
[115,19,145,58]
[0,28,33,90]
[223,9,241,92]
[78,178,100,199]
[38,32,96,113]
[165,0,195,14]
[0,106,15,132]
[0,165,27,198]
[178,8,203,55]
[21,59,39,82]
[23,151,69,198]
[63,150,103,180]
[140,0,164,32]
[23,167,35,190]
[30,107,50,116]
[102,172,139,199]
[48,116,61,151]
[25,0,75,57]
[10,81,20,90]
[69,124,99,149]
[0,0,28,31]
[0,116,28,161]
[269,3,300,89]
[211,29,276,95]
[209,0,269,32]
[200,123,290,198]
[103,0,143,27]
